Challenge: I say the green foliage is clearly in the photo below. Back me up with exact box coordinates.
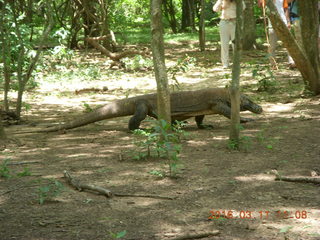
[16,167,31,177]
[36,179,65,205]
[279,226,293,233]
[0,158,32,178]
[109,230,127,239]
[122,55,153,71]
[252,64,278,92]
[149,170,165,178]
[227,125,252,151]
[131,119,187,177]
[167,55,196,90]
[22,102,32,113]
[50,45,75,63]
[82,102,94,113]
[0,159,12,179]
[256,129,278,150]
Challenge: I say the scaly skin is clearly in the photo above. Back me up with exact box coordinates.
[16,88,263,133]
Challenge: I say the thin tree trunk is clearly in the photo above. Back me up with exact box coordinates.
[298,0,320,86]
[0,2,11,111]
[229,0,244,145]
[266,0,320,94]
[151,0,171,123]
[242,0,256,50]
[181,0,196,32]
[11,0,54,118]
[163,0,178,34]
[199,0,205,51]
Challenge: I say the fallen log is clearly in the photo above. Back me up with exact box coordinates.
[272,170,320,184]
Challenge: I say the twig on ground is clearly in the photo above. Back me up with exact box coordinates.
[7,161,41,165]
[63,170,175,200]
[165,230,220,240]
[63,170,113,197]
[114,193,175,200]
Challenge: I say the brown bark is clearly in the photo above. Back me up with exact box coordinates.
[85,36,146,61]
[11,0,54,118]
[151,0,171,123]
[163,0,178,33]
[181,0,196,32]
[0,1,11,111]
[199,0,205,51]
[242,0,256,50]
[229,0,244,144]
[266,0,320,94]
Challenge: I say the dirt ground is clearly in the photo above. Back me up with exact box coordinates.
[0,43,320,240]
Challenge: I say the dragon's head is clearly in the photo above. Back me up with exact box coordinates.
[240,95,263,114]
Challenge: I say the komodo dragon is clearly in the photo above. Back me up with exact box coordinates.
[19,88,262,133]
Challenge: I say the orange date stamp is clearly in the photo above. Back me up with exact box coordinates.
[208,210,309,220]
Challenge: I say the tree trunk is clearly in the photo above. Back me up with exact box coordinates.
[151,0,171,123]
[163,0,178,34]
[229,0,244,145]
[298,0,320,87]
[181,0,196,32]
[266,0,320,94]
[242,0,256,50]
[0,1,11,111]
[10,0,54,118]
[199,0,205,51]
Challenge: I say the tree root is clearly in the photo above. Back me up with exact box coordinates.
[63,170,175,200]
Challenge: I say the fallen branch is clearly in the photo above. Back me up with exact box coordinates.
[63,170,175,200]
[272,170,320,184]
[7,161,41,166]
[63,170,113,197]
[165,231,220,240]
[85,36,146,61]
[114,193,175,200]
[75,86,108,95]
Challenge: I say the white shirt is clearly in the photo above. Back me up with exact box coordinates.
[213,0,246,20]
[274,0,287,24]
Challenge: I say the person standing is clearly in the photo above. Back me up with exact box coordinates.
[287,0,302,68]
[213,0,245,69]
[258,0,291,67]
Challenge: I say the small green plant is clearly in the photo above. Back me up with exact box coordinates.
[256,129,278,150]
[167,54,196,90]
[252,64,277,92]
[22,102,32,114]
[227,139,239,150]
[37,179,65,204]
[17,167,32,177]
[82,102,93,112]
[149,170,165,178]
[122,55,153,71]
[227,125,251,151]
[109,230,127,239]
[131,119,187,177]
[0,159,12,179]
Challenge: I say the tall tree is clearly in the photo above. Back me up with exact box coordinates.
[266,0,320,94]
[151,0,171,123]
[1,0,54,118]
[181,0,196,32]
[199,0,205,51]
[229,0,244,145]
[242,0,256,50]
[163,0,179,33]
